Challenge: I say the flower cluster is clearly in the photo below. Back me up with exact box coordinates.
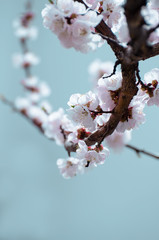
[42,0,103,53]
[13,10,52,131]
[57,140,109,178]
[42,0,128,52]
[42,58,159,178]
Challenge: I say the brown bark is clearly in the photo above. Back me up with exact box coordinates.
[85,64,138,146]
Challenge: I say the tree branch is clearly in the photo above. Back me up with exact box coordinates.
[124,0,152,57]
[126,144,159,160]
[0,95,44,133]
[84,63,138,146]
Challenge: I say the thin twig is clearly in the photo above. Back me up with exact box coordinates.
[148,23,159,36]
[0,94,44,133]
[135,63,143,85]
[90,110,113,114]
[126,144,159,160]
[97,33,125,51]
[103,60,121,79]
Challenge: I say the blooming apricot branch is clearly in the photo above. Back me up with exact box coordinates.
[1,0,159,178]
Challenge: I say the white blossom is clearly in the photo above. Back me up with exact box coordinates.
[13,52,39,68]
[14,97,30,111]
[97,72,122,111]
[21,76,38,88]
[101,0,124,30]
[14,19,38,40]
[77,140,109,168]
[68,91,99,130]
[40,100,52,114]
[143,68,159,106]
[88,59,114,86]
[106,130,132,151]
[57,157,84,179]
[116,100,145,132]
[26,105,48,123]
[42,108,74,145]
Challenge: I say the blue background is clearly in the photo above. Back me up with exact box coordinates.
[1,1,159,239]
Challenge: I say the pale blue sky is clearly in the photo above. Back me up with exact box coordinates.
[1,1,159,240]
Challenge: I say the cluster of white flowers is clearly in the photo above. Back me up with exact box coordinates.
[41,0,159,51]
[42,0,103,53]
[11,1,159,179]
[13,10,52,130]
[57,140,109,178]
[42,108,74,145]
[41,0,129,52]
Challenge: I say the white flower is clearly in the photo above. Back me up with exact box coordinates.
[118,16,130,44]
[14,24,38,40]
[102,0,123,30]
[116,100,145,132]
[26,106,48,123]
[68,91,99,110]
[106,130,132,151]
[102,71,122,91]
[21,79,51,103]
[42,108,74,145]
[68,91,99,130]
[68,105,95,130]
[77,140,109,167]
[40,100,52,114]
[39,82,51,97]
[88,59,114,85]
[94,113,110,127]
[21,76,38,88]
[14,97,30,111]
[57,157,84,179]
[143,68,159,106]
[13,52,39,68]
[97,71,122,111]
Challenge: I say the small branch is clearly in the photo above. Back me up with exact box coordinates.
[138,42,159,61]
[96,33,125,60]
[135,63,146,87]
[148,23,159,36]
[0,94,44,133]
[90,110,113,114]
[124,0,148,56]
[126,144,159,160]
[26,0,32,10]
[0,94,17,112]
[103,60,121,79]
